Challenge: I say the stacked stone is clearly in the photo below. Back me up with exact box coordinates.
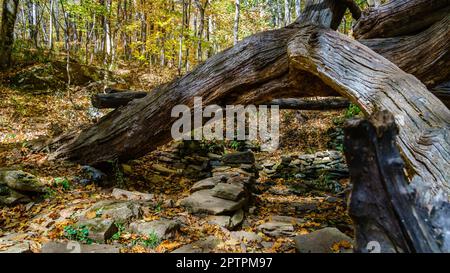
[262,150,349,180]
[152,141,221,179]
[179,151,257,230]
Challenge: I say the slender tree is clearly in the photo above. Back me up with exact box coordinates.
[233,0,240,45]
[0,0,20,69]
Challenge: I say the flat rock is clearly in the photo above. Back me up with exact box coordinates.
[151,164,177,175]
[211,183,244,201]
[257,221,295,237]
[172,236,221,253]
[81,200,143,223]
[207,215,231,228]
[75,218,118,243]
[230,231,262,243]
[180,190,245,215]
[41,241,120,253]
[270,215,305,225]
[129,219,180,239]
[0,241,32,253]
[294,228,353,253]
[221,151,255,165]
[111,188,154,201]
[191,177,224,193]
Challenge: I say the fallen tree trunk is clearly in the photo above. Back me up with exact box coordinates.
[52,1,450,193]
[288,24,450,197]
[92,90,350,110]
[345,111,446,253]
[267,97,350,110]
[91,91,148,109]
[50,0,352,164]
[353,0,450,39]
[360,15,450,89]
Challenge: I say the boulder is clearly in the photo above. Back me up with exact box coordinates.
[180,190,245,215]
[211,183,244,201]
[0,170,46,193]
[294,228,353,253]
[81,200,143,224]
[129,219,180,239]
[75,218,118,243]
[41,241,120,253]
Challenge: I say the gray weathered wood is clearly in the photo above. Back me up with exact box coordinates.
[353,0,450,39]
[288,24,450,200]
[360,15,450,89]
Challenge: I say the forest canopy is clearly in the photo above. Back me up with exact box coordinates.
[1,0,367,72]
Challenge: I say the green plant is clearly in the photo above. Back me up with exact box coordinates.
[228,140,245,151]
[142,231,161,248]
[154,202,163,213]
[132,231,161,249]
[95,207,104,218]
[53,177,71,191]
[111,223,126,241]
[345,103,362,119]
[63,225,93,244]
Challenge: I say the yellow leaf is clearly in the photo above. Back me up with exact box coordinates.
[85,210,97,219]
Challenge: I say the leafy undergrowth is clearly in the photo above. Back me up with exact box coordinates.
[0,62,353,253]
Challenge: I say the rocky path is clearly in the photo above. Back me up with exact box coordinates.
[0,141,354,253]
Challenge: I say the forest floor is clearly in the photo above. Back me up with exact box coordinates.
[0,61,354,253]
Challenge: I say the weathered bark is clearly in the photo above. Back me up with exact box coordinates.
[345,111,445,253]
[267,97,350,110]
[92,90,350,111]
[0,0,20,69]
[288,24,450,197]
[92,91,147,109]
[50,0,352,164]
[360,15,450,89]
[353,0,450,39]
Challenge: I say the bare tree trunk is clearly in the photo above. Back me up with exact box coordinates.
[233,0,240,45]
[295,0,302,17]
[0,0,20,69]
[284,0,291,25]
[48,0,54,50]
